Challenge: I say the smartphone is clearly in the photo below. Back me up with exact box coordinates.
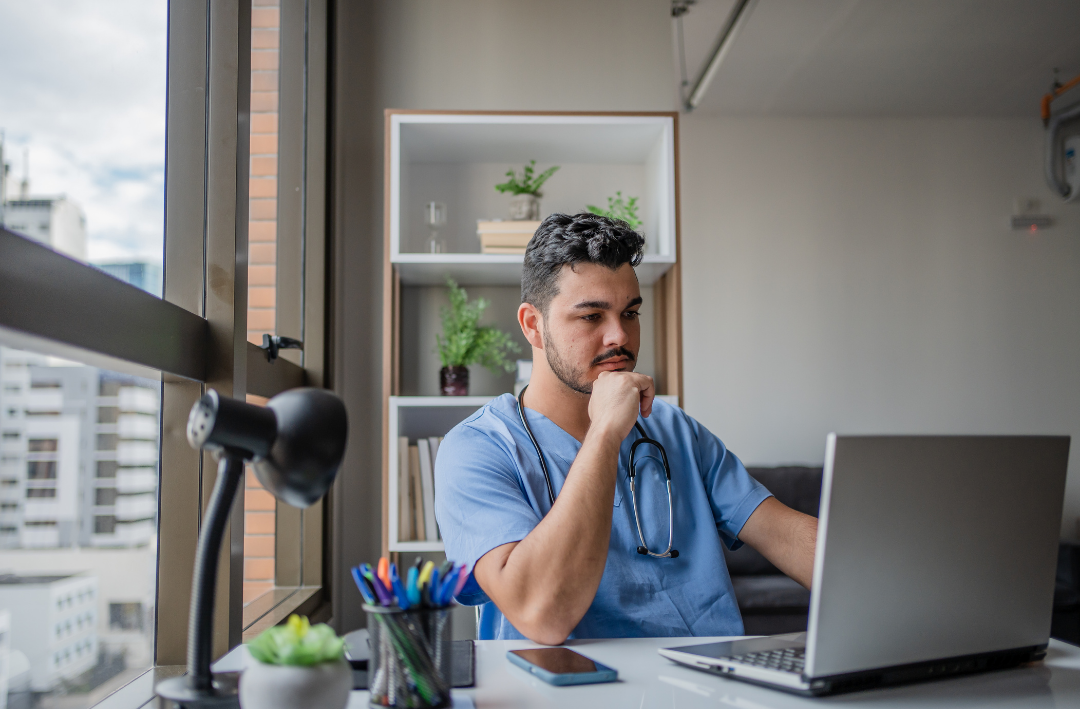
[506,647,618,686]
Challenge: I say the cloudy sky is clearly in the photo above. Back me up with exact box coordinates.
[0,0,167,263]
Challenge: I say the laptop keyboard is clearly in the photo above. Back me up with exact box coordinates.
[729,647,805,674]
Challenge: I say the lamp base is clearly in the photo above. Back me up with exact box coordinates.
[155,673,240,708]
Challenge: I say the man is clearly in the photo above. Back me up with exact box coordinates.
[435,213,817,644]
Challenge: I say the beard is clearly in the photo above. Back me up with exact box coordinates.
[541,327,636,395]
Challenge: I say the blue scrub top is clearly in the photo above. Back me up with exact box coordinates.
[434,394,772,640]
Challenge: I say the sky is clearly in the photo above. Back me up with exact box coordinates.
[0,0,168,264]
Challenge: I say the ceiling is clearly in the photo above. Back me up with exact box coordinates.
[678,0,1080,117]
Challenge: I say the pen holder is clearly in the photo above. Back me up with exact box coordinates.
[365,604,453,708]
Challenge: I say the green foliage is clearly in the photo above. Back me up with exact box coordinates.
[436,278,520,373]
[247,615,345,666]
[494,160,560,196]
[586,191,642,229]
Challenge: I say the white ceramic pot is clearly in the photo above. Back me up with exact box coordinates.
[509,193,540,220]
[239,656,352,709]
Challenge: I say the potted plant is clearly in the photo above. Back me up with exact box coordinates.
[240,614,351,709]
[436,278,519,395]
[587,191,642,229]
[495,159,560,220]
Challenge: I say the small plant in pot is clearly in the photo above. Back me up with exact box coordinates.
[495,159,559,220]
[240,615,351,709]
[436,277,519,395]
[586,191,642,230]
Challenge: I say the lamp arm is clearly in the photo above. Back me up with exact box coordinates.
[188,454,245,691]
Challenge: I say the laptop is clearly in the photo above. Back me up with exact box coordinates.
[659,434,1070,696]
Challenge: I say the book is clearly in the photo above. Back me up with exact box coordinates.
[417,439,438,541]
[477,220,539,254]
[398,436,412,540]
[409,445,425,540]
[428,437,442,540]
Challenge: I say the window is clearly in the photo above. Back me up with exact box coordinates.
[28,438,58,452]
[1,3,330,704]
[94,515,117,534]
[27,487,57,498]
[96,433,119,450]
[109,602,144,631]
[27,461,57,479]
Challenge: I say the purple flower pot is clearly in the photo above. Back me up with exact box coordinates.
[440,366,469,396]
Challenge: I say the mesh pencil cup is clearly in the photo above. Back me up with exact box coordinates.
[365,604,453,708]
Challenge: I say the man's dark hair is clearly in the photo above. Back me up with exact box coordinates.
[521,212,645,313]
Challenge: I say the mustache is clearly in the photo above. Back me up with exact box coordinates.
[591,347,636,366]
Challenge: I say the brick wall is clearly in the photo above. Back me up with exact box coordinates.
[244,0,279,605]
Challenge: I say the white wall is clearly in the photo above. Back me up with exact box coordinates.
[680,116,1080,538]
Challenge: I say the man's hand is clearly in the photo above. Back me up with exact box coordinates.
[588,371,654,441]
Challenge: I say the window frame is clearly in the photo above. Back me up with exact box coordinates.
[0,0,331,685]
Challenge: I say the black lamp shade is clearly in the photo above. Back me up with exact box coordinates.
[256,388,348,508]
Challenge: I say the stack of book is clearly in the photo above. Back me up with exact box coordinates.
[397,436,443,542]
[477,220,541,254]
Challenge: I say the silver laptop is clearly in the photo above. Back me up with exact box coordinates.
[660,434,1070,696]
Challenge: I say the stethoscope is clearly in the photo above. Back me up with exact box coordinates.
[516,386,679,559]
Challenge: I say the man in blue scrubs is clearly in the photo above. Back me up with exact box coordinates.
[435,213,818,644]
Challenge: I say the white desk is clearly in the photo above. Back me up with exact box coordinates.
[347,637,1080,708]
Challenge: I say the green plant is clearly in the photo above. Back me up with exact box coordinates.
[586,191,642,229]
[436,278,520,373]
[247,615,345,666]
[494,160,560,196]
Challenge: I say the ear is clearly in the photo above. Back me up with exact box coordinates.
[517,302,544,350]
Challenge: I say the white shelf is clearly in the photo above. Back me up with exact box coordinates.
[393,253,676,286]
[389,113,677,286]
[388,396,495,552]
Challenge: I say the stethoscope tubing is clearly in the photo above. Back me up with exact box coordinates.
[515,386,678,558]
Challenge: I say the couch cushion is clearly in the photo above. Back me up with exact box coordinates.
[731,575,811,610]
[723,466,822,576]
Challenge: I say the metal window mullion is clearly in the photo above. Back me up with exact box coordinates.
[155,0,211,669]
[301,0,329,591]
[203,0,252,659]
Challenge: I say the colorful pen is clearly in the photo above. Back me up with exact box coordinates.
[362,563,393,606]
[453,563,469,597]
[377,557,391,590]
[428,567,441,608]
[351,566,375,604]
[406,566,421,607]
[437,566,459,606]
[389,563,410,610]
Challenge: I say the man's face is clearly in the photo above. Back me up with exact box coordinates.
[539,262,642,394]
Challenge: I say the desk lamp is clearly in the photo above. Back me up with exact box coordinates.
[156,388,348,707]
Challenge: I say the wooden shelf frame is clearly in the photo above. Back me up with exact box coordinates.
[380,110,683,556]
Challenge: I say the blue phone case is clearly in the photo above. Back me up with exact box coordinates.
[506,649,618,686]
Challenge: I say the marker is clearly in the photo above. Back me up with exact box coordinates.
[419,561,435,587]
[429,567,441,607]
[389,563,410,610]
[406,566,421,607]
[437,566,459,606]
[438,560,453,579]
[351,566,375,604]
[377,557,391,590]
[453,563,469,597]
[362,563,392,606]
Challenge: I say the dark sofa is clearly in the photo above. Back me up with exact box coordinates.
[723,466,823,635]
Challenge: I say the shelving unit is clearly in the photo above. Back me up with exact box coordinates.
[381,111,683,556]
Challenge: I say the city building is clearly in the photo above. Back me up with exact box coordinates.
[0,574,98,693]
[93,263,163,298]
[0,198,86,262]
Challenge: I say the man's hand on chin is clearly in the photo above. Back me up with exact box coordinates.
[588,371,654,443]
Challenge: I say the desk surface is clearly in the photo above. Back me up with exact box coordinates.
[347,637,1080,708]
